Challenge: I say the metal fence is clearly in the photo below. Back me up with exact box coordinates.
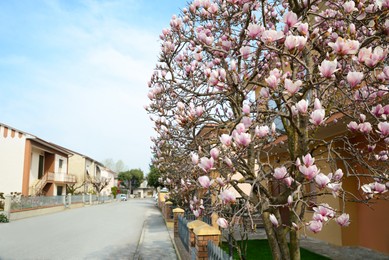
[11,196,65,211]
[208,240,232,260]
[178,215,190,251]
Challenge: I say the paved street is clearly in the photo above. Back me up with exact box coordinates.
[0,199,155,260]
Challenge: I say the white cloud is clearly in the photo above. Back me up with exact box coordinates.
[0,0,185,173]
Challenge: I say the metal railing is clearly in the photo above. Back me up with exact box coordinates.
[10,196,65,211]
[208,240,232,260]
[178,215,190,251]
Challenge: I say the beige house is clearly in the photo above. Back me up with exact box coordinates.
[68,153,117,195]
[0,123,76,196]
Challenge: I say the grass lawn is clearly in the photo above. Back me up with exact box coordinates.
[221,239,330,260]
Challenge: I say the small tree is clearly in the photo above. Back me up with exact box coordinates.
[118,169,144,194]
[87,175,111,195]
[111,186,119,198]
[66,181,86,195]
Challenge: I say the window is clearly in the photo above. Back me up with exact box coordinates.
[59,159,63,169]
[38,155,44,179]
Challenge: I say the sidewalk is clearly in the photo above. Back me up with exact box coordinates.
[137,204,388,260]
[134,204,178,260]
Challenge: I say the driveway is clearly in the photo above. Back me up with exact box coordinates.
[0,199,154,260]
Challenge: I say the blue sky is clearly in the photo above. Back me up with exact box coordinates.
[0,0,188,173]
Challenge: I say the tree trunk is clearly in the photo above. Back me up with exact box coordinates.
[262,212,282,260]
[289,212,301,260]
[274,210,290,260]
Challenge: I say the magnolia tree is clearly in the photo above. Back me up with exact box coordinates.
[146,0,389,259]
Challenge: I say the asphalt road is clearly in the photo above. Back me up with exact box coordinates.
[0,199,154,260]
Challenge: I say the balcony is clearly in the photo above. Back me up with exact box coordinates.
[47,172,76,184]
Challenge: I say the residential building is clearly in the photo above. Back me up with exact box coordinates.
[0,123,76,196]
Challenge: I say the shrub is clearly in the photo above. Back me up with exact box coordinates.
[0,213,9,223]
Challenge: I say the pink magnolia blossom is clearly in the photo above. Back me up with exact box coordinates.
[318,59,338,78]
[240,46,251,59]
[315,173,330,189]
[220,134,232,146]
[367,182,387,193]
[299,165,319,180]
[377,122,389,137]
[296,99,308,114]
[247,23,263,38]
[260,87,270,98]
[234,132,251,147]
[347,121,359,132]
[284,78,302,94]
[273,166,287,180]
[224,157,233,168]
[358,122,372,134]
[217,218,229,229]
[191,153,199,165]
[308,220,323,233]
[336,213,350,227]
[255,125,270,138]
[265,75,280,89]
[287,195,293,205]
[199,157,214,172]
[269,213,279,227]
[358,46,387,67]
[327,182,342,197]
[328,38,359,55]
[343,1,357,13]
[297,23,309,35]
[283,177,294,187]
[347,71,364,88]
[198,175,211,188]
[371,104,385,118]
[332,169,344,181]
[284,35,307,51]
[302,153,315,166]
[314,98,322,110]
[235,123,246,134]
[220,190,236,204]
[313,203,335,221]
[210,147,220,160]
[261,29,284,44]
[241,116,252,128]
[216,177,225,187]
[310,109,326,126]
[284,11,298,28]
[242,104,250,114]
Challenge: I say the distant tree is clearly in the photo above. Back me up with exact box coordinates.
[102,158,128,173]
[102,158,115,170]
[147,165,162,189]
[118,169,144,194]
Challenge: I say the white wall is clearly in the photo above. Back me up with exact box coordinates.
[54,154,68,174]
[30,148,44,185]
[0,126,26,194]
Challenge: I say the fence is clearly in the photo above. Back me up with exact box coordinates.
[208,240,232,260]
[178,215,190,251]
[11,196,65,211]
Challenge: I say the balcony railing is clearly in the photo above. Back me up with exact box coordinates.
[47,172,76,183]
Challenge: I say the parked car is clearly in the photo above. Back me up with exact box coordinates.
[119,194,127,201]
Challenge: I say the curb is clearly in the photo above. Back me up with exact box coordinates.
[133,219,147,260]
[166,225,181,260]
